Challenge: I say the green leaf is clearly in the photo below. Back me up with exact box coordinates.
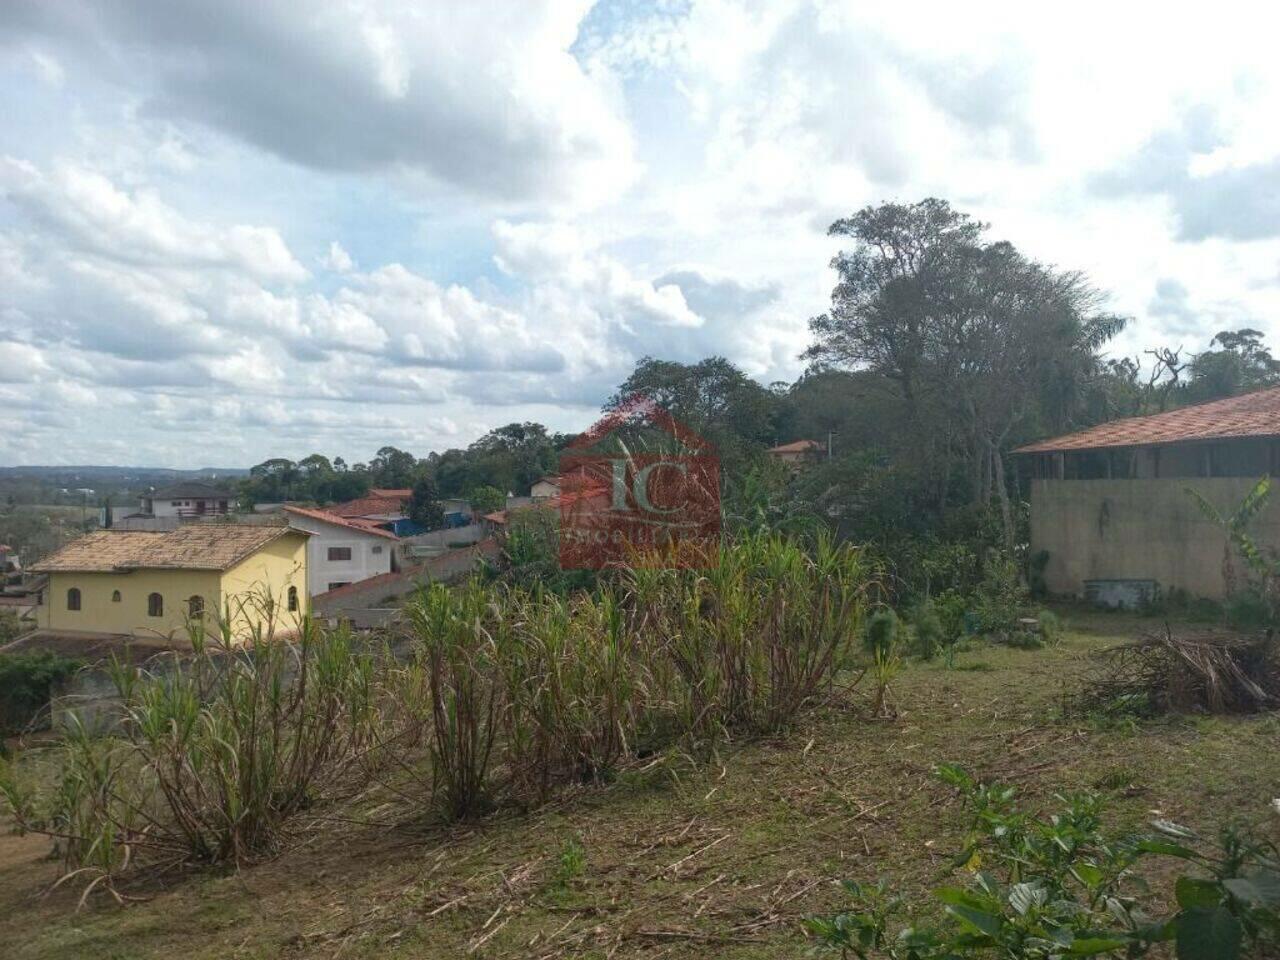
[1072,863,1105,888]
[1175,877,1223,910]
[1223,870,1280,907]
[936,888,1004,937]
[1009,882,1047,916]
[1153,820,1200,840]
[1176,906,1241,960]
[1067,936,1132,955]
[1137,838,1201,861]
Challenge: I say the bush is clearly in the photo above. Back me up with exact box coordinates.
[401,580,503,820]
[2,606,377,875]
[864,609,899,660]
[626,533,873,743]
[909,602,944,660]
[1035,608,1063,645]
[0,651,81,735]
[972,552,1026,637]
[1225,590,1272,631]
[806,764,1280,959]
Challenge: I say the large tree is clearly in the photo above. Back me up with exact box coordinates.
[806,199,1127,547]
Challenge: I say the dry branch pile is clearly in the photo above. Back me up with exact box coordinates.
[1079,627,1280,715]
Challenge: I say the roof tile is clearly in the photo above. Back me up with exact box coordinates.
[1017,385,1280,453]
[30,524,304,573]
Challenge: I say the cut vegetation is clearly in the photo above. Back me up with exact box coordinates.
[1,607,1276,959]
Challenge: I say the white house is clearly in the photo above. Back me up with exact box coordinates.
[283,505,397,595]
[141,482,234,519]
[530,477,560,500]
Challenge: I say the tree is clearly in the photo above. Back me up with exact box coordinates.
[606,356,782,446]
[408,475,444,530]
[1185,329,1280,403]
[369,446,420,489]
[805,198,1127,548]
[468,485,506,515]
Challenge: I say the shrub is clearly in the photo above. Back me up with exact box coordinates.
[909,602,944,660]
[973,551,1026,637]
[1035,608,1062,645]
[806,764,1280,959]
[2,605,377,876]
[402,581,503,821]
[0,651,81,735]
[625,533,872,744]
[1225,590,1271,631]
[863,609,899,660]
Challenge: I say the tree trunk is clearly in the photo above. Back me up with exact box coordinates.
[991,441,1015,552]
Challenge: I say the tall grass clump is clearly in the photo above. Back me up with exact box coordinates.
[2,593,378,881]
[401,580,503,821]
[625,533,872,744]
[505,589,640,792]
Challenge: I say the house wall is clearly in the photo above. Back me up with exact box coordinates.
[1030,477,1280,600]
[219,531,310,638]
[530,481,559,499]
[285,515,392,596]
[40,569,223,639]
[145,497,231,518]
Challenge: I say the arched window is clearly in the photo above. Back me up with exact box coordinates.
[111,590,122,603]
[188,595,204,619]
[287,585,299,612]
[148,592,164,617]
[67,587,81,611]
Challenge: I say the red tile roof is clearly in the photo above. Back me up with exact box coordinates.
[768,439,825,454]
[283,505,398,540]
[1016,386,1280,453]
[329,492,409,518]
[369,488,412,498]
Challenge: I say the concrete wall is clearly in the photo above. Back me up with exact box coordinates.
[1030,477,1280,599]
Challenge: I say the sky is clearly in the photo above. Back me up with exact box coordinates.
[3,0,1280,469]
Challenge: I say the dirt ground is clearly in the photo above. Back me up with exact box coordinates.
[2,606,1277,959]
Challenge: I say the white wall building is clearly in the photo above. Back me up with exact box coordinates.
[283,506,396,595]
[530,477,560,500]
[141,482,234,519]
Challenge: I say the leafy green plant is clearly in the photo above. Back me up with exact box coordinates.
[806,765,1280,959]
[0,651,82,736]
[402,581,502,821]
[909,601,944,660]
[1035,609,1062,645]
[864,609,900,660]
[2,599,377,887]
[973,552,1027,639]
[549,836,587,892]
[624,533,872,745]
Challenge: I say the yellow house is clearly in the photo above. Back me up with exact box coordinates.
[30,524,310,643]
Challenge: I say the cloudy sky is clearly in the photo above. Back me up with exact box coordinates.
[3,1,1279,468]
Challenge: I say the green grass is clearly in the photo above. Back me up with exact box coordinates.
[2,611,1276,959]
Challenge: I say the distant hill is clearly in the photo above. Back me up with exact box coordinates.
[0,466,249,506]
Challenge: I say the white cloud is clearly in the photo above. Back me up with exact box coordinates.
[4,0,1280,466]
[321,241,354,273]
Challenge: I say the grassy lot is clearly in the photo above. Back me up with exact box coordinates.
[2,608,1277,959]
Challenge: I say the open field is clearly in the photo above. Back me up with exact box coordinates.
[2,607,1277,959]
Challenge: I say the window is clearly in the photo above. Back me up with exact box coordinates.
[67,587,81,611]
[148,592,163,617]
[287,585,299,612]
[188,595,204,619]
[371,545,383,554]
[111,590,121,602]
[327,582,351,591]
[327,546,352,562]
